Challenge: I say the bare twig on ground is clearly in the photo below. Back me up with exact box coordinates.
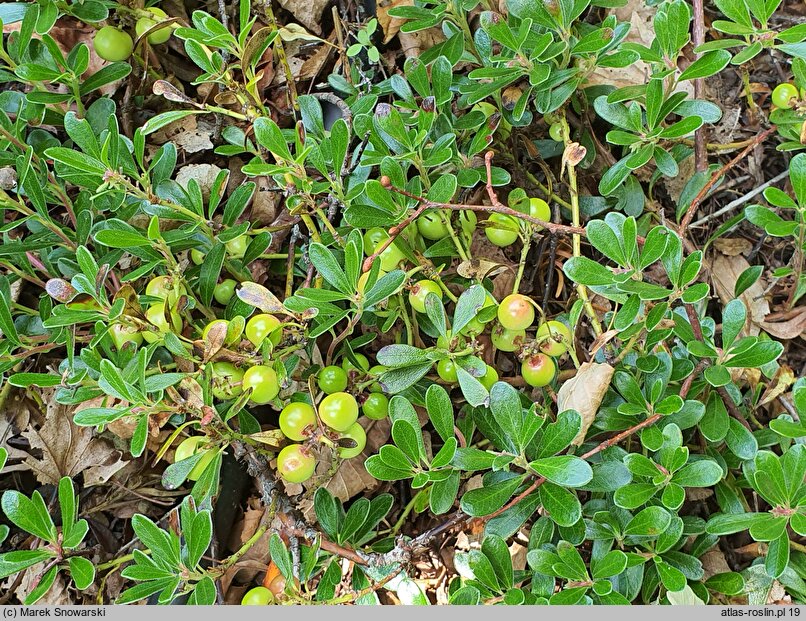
[679,127,777,239]
[690,169,789,228]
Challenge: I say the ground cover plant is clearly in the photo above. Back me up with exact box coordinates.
[0,0,805,605]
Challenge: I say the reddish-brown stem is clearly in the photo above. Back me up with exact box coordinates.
[415,323,717,549]
[325,313,359,364]
[477,408,669,525]
[484,151,505,209]
[362,158,586,273]
[106,269,121,294]
[680,357,708,399]
[685,304,753,430]
[481,477,546,522]
[6,342,62,362]
[716,385,753,430]
[475,313,713,526]
[678,127,776,239]
[288,527,367,566]
[685,303,704,341]
[361,179,432,273]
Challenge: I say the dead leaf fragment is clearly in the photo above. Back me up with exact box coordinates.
[455,257,510,281]
[584,0,693,98]
[757,365,796,407]
[0,166,17,190]
[12,564,70,605]
[83,453,130,486]
[556,362,615,446]
[23,396,123,485]
[711,253,769,336]
[176,164,224,201]
[151,115,215,153]
[760,307,806,340]
[713,237,752,256]
[377,0,413,43]
[152,80,202,107]
[562,142,587,169]
[276,0,330,34]
[398,24,444,58]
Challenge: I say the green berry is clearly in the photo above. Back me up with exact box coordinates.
[318,365,349,394]
[93,26,133,62]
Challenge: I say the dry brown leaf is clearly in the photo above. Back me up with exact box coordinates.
[711,253,769,336]
[22,396,122,485]
[250,177,281,226]
[0,166,17,190]
[276,0,330,34]
[324,453,380,502]
[463,474,485,495]
[701,549,732,580]
[106,415,138,441]
[562,142,587,170]
[760,307,806,340]
[151,115,215,153]
[297,40,332,81]
[398,26,444,58]
[686,487,713,502]
[83,453,129,486]
[768,581,788,605]
[713,237,753,256]
[227,505,266,552]
[0,391,34,473]
[377,0,413,43]
[589,293,613,324]
[219,537,270,594]
[492,271,517,306]
[663,156,695,204]
[556,362,614,446]
[176,164,225,202]
[710,105,742,146]
[13,566,71,605]
[455,257,511,281]
[468,228,514,267]
[510,540,528,572]
[584,0,693,97]
[588,329,619,358]
[270,39,307,86]
[366,416,392,454]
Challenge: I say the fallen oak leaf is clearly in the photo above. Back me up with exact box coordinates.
[22,393,123,485]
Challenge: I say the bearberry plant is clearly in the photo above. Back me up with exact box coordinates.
[0,0,804,607]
